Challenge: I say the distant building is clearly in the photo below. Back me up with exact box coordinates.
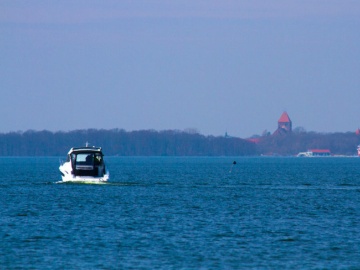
[247,137,261,144]
[297,149,331,157]
[356,128,360,135]
[273,111,292,135]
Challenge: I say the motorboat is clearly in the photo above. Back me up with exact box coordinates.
[59,145,109,182]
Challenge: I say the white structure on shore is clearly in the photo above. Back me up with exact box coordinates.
[297,149,331,157]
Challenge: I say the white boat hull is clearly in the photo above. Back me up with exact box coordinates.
[60,176,109,182]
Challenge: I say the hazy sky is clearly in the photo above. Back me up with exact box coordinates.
[1,1,359,137]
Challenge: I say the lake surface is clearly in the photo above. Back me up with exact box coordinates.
[1,157,360,269]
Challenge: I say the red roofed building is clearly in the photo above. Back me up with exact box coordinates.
[273,111,292,135]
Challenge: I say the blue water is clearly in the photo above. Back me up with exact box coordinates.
[1,157,360,269]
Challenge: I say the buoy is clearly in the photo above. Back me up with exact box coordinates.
[229,161,237,173]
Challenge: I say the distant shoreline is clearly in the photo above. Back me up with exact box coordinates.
[0,129,359,156]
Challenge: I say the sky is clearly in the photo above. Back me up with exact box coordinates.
[1,0,359,138]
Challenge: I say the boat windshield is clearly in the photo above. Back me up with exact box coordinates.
[73,152,103,166]
[76,153,94,165]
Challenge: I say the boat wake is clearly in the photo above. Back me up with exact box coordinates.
[55,180,142,186]
[55,180,107,185]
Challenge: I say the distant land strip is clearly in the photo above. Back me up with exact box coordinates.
[0,129,359,156]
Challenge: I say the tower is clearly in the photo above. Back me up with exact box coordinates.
[273,111,292,135]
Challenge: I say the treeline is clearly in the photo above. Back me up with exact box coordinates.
[257,131,360,156]
[0,129,256,156]
[0,129,359,156]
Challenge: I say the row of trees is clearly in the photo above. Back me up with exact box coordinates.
[0,129,359,156]
[0,129,256,156]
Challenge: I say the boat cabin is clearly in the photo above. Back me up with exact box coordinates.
[67,147,106,177]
